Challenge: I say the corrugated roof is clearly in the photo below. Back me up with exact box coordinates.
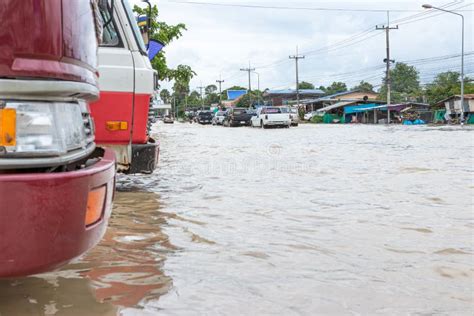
[316,101,354,113]
[227,90,247,101]
[265,89,325,95]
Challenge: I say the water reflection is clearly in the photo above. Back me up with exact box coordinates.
[0,190,173,315]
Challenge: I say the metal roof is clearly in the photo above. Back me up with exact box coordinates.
[265,89,325,96]
[316,101,355,113]
[227,90,247,101]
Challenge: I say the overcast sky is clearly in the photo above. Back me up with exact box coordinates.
[131,0,473,93]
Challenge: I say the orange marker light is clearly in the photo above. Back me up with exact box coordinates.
[85,186,106,227]
[0,108,16,146]
[106,121,128,131]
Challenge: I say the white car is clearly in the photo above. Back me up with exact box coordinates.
[289,108,300,126]
[304,111,318,121]
[250,107,291,128]
[212,111,226,125]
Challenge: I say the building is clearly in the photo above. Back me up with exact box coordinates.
[263,89,325,106]
[302,90,379,112]
[432,94,474,123]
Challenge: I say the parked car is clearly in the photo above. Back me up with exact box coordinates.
[212,111,227,125]
[223,108,253,127]
[304,111,318,121]
[250,106,291,128]
[290,108,300,126]
[196,111,213,124]
[164,115,174,124]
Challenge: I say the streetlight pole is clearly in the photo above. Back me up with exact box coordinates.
[423,4,464,123]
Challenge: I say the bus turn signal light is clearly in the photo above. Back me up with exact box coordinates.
[106,121,128,131]
[85,186,106,227]
[0,109,16,146]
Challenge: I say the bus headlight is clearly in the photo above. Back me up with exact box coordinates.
[0,101,89,157]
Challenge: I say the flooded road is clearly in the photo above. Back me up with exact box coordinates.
[1,123,473,315]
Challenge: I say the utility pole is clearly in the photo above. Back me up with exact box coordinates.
[216,77,225,106]
[289,46,305,108]
[376,11,398,124]
[253,71,261,106]
[197,85,205,109]
[240,61,255,107]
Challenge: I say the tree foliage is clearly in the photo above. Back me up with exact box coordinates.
[133,5,195,83]
[160,89,171,103]
[298,81,315,90]
[236,91,263,108]
[205,85,217,95]
[379,63,420,102]
[424,71,474,104]
[353,81,374,93]
[324,82,347,95]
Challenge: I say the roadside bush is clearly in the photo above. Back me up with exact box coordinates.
[310,115,323,123]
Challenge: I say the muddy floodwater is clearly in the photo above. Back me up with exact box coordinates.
[1,123,473,315]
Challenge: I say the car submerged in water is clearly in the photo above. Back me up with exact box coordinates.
[212,111,227,125]
[163,115,174,124]
[223,108,254,127]
[250,106,292,128]
[196,111,213,124]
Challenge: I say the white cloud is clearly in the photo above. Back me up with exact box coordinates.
[131,0,473,92]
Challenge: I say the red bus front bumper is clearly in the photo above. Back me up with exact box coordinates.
[0,149,116,278]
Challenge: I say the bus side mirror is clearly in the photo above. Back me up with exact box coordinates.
[140,0,152,47]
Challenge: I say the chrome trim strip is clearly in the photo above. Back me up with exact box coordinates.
[0,79,99,102]
[0,144,96,170]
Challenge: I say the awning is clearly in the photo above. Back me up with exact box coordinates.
[316,101,353,113]
[344,103,408,114]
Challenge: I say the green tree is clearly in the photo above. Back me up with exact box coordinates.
[379,63,420,102]
[160,89,171,103]
[235,91,262,108]
[424,71,474,104]
[133,5,195,83]
[353,81,374,93]
[205,84,217,95]
[187,91,202,107]
[325,82,347,95]
[172,65,197,112]
[298,81,315,90]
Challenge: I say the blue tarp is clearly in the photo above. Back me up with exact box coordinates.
[227,90,247,100]
[344,103,382,115]
[404,119,426,125]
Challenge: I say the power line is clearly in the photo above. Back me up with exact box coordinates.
[166,0,473,13]
[253,2,469,71]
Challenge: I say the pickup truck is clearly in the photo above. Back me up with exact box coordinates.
[250,107,291,128]
[223,108,253,127]
[196,111,213,124]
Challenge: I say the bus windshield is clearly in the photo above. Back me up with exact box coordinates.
[122,0,147,54]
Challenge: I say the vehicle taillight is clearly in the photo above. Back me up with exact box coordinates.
[85,186,106,227]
